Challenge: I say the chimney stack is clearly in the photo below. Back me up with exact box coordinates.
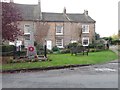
[38,0,42,20]
[84,10,88,16]
[10,0,14,3]
[63,7,66,14]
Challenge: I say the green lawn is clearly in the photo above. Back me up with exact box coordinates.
[2,50,117,70]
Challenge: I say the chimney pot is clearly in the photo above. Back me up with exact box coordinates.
[10,0,14,3]
[84,10,88,16]
[63,7,66,14]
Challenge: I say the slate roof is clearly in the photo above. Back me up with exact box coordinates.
[42,12,68,22]
[67,14,95,23]
[15,4,37,20]
[15,3,95,23]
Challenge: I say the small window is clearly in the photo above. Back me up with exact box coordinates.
[82,37,89,46]
[56,26,63,35]
[24,34,30,40]
[82,25,89,33]
[24,24,30,34]
[56,39,63,48]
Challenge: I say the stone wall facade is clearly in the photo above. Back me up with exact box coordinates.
[18,21,95,49]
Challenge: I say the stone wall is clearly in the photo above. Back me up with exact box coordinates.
[18,21,95,48]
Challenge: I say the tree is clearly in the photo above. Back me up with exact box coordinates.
[2,2,22,42]
[95,32,100,40]
[111,33,118,40]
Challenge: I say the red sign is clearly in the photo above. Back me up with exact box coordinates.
[28,46,34,52]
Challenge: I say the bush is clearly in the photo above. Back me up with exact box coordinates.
[16,51,26,56]
[111,39,120,45]
[36,44,44,55]
[96,44,105,49]
[36,44,43,50]
[2,51,14,56]
[67,42,78,49]
[47,49,53,54]
[1,45,15,56]
[52,46,59,52]
[89,43,95,48]
[60,49,70,54]
[89,48,95,52]
[1,45,27,56]
[2,45,15,52]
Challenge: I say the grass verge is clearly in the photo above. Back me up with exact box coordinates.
[2,50,117,71]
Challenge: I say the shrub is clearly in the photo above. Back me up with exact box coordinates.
[1,45,27,56]
[2,45,15,52]
[111,39,120,45]
[96,44,105,49]
[60,49,70,54]
[47,49,53,54]
[67,42,78,49]
[2,51,13,56]
[36,44,43,50]
[1,45,15,56]
[52,46,59,52]
[89,48,95,52]
[89,43,95,48]
[36,44,44,55]
[16,51,26,56]
[6,59,13,64]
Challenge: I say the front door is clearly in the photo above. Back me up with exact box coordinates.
[47,40,52,50]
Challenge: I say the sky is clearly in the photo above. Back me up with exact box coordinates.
[9,0,119,37]
[118,2,120,30]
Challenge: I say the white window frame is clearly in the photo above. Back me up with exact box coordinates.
[82,37,89,46]
[24,34,30,40]
[82,25,89,33]
[9,41,22,47]
[24,24,31,34]
[56,26,63,35]
[56,39,63,48]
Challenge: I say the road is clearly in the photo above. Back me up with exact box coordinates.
[2,60,118,88]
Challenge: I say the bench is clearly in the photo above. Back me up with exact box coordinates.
[70,46,89,56]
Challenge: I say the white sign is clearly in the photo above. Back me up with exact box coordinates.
[47,40,52,50]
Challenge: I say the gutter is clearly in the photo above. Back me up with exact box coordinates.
[1,64,92,73]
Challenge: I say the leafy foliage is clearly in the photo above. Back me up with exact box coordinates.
[52,46,59,52]
[2,2,22,41]
[95,32,100,40]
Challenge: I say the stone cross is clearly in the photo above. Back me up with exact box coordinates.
[27,25,37,59]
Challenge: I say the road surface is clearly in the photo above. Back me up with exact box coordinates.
[2,60,118,88]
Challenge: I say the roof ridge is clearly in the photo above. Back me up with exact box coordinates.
[15,3,38,6]
[42,12,84,15]
[67,13,84,15]
[42,12,63,14]
[14,4,95,22]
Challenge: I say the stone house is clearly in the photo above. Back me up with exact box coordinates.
[15,1,96,50]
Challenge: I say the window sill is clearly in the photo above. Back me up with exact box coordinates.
[82,44,89,46]
[82,32,89,34]
[24,33,30,35]
[57,46,64,48]
[56,33,63,35]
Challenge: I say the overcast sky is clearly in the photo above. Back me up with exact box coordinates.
[12,0,119,37]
